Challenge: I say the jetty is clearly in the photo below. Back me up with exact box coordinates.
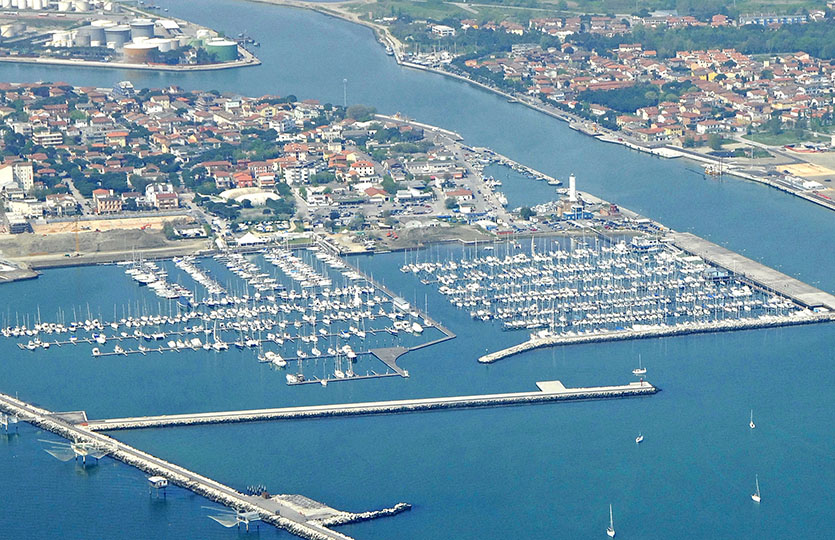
[0,391,408,540]
[84,380,657,431]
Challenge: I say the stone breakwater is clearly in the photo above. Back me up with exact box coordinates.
[85,381,658,431]
[320,502,413,527]
[0,392,403,540]
[479,313,830,363]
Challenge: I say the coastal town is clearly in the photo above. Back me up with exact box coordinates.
[0,1,833,540]
[355,4,835,208]
[0,79,636,273]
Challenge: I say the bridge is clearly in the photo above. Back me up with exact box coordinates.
[84,380,658,431]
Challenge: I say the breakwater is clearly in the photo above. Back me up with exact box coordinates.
[478,313,828,363]
[0,391,406,540]
[84,380,657,431]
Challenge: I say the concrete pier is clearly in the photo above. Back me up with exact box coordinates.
[667,232,835,311]
[0,392,407,540]
[83,380,657,431]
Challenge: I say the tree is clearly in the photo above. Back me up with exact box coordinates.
[348,213,366,230]
[707,133,723,151]
[519,206,535,220]
[346,105,377,121]
[381,175,400,194]
[445,197,459,210]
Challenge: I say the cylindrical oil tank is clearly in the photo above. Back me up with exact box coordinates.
[74,32,91,47]
[0,24,13,38]
[51,30,70,45]
[155,38,174,52]
[176,35,190,48]
[74,0,89,11]
[123,41,157,63]
[57,0,71,10]
[204,38,238,62]
[130,18,155,39]
[104,25,130,48]
[0,0,11,9]
[89,20,112,43]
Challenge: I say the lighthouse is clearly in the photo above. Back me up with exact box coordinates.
[568,173,577,202]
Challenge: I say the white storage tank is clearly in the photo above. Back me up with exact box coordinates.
[57,0,71,10]
[105,24,131,49]
[0,24,14,38]
[130,18,155,40]
[74,0,89,11]
[155,38,174,52]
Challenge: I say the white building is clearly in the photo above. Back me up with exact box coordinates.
[0,162,34,192]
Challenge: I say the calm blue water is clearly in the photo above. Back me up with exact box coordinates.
[0,1,833,538]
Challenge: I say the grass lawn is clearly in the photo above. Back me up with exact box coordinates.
[744,131,829,146]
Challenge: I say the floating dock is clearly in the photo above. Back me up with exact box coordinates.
[0,391,408,540]
[83,380,657,431]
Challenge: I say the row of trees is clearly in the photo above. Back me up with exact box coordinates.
[572,21,835,60]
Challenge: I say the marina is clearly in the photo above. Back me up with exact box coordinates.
[0,2,833,538]
[400,231,832,363]
[1,245,453,387]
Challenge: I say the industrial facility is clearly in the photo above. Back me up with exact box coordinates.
[0,1,245,67]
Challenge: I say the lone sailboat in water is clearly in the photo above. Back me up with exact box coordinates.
[632,355,646,376]
[749,410,756,429]
[752,475,761,503]
[607,504,616,537]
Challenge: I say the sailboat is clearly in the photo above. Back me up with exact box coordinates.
[635,432,644,444]
[749,410,756,429]
[751,475,761,503]
[607,504,616,537]
[632,355,647,376]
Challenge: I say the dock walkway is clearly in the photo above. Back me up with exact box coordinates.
[84,380,657,431]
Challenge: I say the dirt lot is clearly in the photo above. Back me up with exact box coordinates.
[780,162,835,178]
[31,215,190,234]
[0,228,205,263]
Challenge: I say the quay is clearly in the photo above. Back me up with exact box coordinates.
[0,391,408,540]
[83,379,657,431]
[667,232,835,311]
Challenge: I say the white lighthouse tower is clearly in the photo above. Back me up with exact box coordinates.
[568,173,577,202]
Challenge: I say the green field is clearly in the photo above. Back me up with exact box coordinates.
[350,0,825,22]
[744,131,829,146]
